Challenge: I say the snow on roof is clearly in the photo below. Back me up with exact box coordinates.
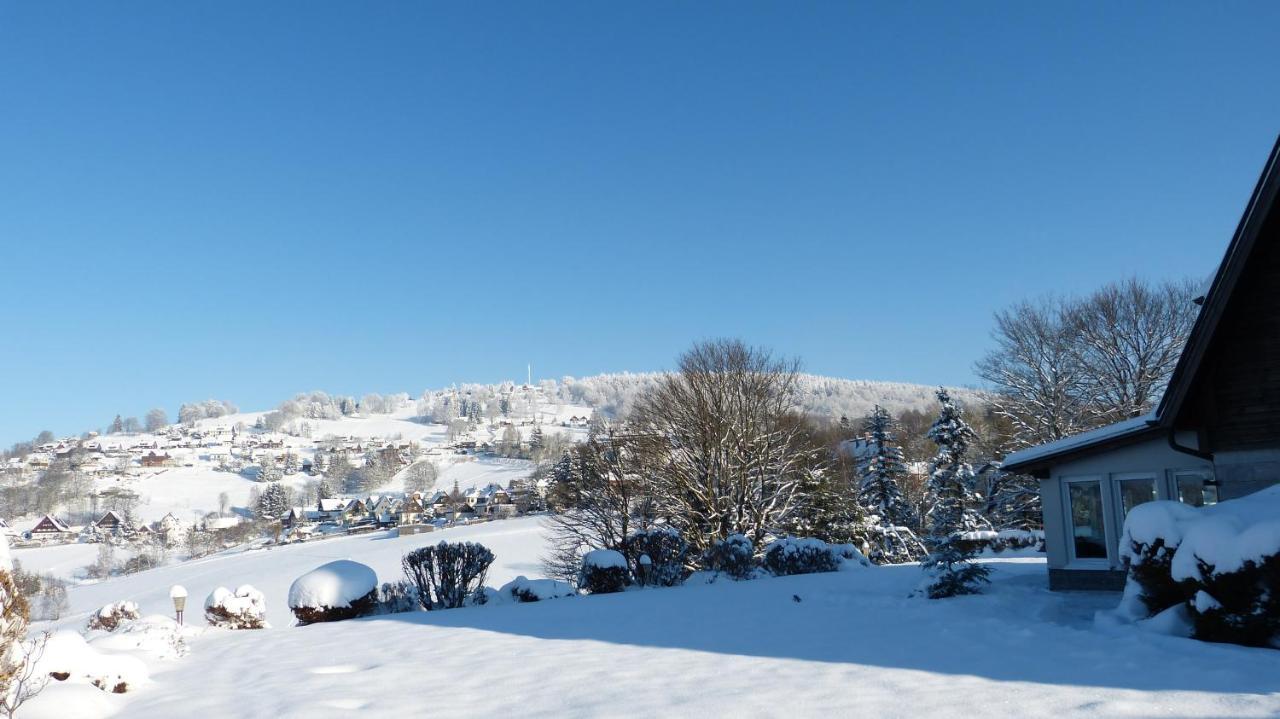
[1002,411,1158,469]
[318,498,346,512]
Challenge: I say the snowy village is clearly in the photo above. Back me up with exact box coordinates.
[2,4,1279,719]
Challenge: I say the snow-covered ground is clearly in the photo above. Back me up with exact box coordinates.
[24,519,1280,719]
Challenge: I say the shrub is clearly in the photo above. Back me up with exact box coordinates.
[623,528,688,587]
[289,560,378,625]
[87,601,140,632]
[205,585,268,629]
[701,534,755,580]
[376,580,420,615]
[1124,537,1186,617]
[1186,552,1280,647]
[401,541,495,610]
[763,537,841,576]
[578,549,629,594]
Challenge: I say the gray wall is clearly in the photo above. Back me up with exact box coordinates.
[1043,435,1212,572]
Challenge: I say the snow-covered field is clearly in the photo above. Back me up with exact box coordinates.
[23,519,1280,719]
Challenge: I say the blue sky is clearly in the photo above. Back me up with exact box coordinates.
[1,2,1277,445]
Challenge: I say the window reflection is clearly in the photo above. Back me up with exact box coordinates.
[1068,481,1107,560]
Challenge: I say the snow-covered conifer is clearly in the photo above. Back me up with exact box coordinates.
[857,406,927,563]
[921,388,991,598]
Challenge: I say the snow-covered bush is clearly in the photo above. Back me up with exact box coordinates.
[701,534,755,580]
[1118,488,1280,648]
[87,601,140,632]
[204,585,268,629]
[376,580,420,615]
[578,549,630,594]
[499,576,576,603]
[763,537,841,576]
[831,543,872,568]
[289,560,378,625]
[623,528,688,587]
[401,541,495,610]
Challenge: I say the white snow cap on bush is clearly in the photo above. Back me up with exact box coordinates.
[288,559,378,609]
[0,532,10,574]
[205,585,268,622]
[582,549,627,570]
[1120,485,1280,581]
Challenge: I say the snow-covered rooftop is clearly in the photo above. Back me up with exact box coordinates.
[1002,411,1158,469]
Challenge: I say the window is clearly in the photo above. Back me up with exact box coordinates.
[1116,476,1158,517]
[1066,480,1107,561]
[1176,472,1218,507]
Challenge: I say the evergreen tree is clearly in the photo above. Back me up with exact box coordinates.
[282,451,299,475]
[921,388,991,598]
[257,481,289,520]
[529,426,545,453]
[857,406,927,563]
[258,455,281,483]
[108,415,124,434]
[316,477,335,500]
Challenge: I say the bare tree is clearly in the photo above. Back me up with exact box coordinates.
[975,297,1094,448]
[629,339,827,554]
[542,425,656,582]
[144,408,169,433]
[976,279,1199,448]
[1068,278,1199,422]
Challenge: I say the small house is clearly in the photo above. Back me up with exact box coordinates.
[29,514,72,539]
[95,510,125,535]
[1003,137,1280,590]
[141,451,173,468]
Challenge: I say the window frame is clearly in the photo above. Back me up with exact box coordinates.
[1061,475,1113,568]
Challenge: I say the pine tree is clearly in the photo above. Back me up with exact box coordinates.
[921,388,991,598]
[109,415,124,434]
[529,426,545,453]
[257,481,289,520]
[258,456,281,483]
[282,451,299,475]
[316,477,335,501]
[857,406,927,563]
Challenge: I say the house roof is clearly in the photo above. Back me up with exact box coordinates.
[1003,135,1280,475]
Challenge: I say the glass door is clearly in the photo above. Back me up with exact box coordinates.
[1065,478,1108,563]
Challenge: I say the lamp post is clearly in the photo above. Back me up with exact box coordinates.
[170,584,188,625]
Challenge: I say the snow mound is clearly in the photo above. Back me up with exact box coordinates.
[499,575,576,602]
[37,630,149,694]
[288,560,378,610]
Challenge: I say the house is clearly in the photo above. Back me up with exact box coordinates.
[29,514,72,539]
[141,451,173,468]
[1003,137,1280,591]
[316,498,347,523]
[95,510,126,535]
[369,496,401,527]
[397,496,426,526]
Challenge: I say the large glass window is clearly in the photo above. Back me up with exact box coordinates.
[1177,473,1218,507]
[1067,480,1107,560]
[1117,477,1158,517]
